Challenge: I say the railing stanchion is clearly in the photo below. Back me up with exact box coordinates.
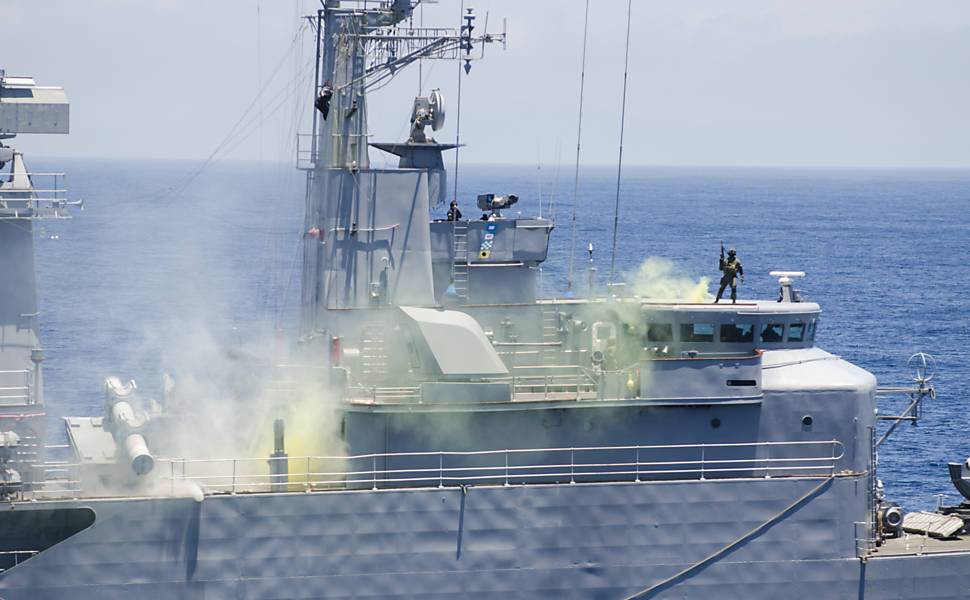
[570,448,575,484]
[231,459,237,494]
[372,455,378,490]
[505,450,509,486]
[765,443,771,478]
[439,452,444,488]
[307,456,311,491]
[700,444,706,480]
[170,460,175,496]
[635,446,640,482]
[831,441,837,476]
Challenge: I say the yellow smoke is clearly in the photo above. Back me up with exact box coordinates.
[629,256,712,302]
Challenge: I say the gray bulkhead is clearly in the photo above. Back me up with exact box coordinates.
[760,347,877,473]
[0,213,40,376]
[302,168,438,336]
[428,218,553,304]
[0,475,910,600]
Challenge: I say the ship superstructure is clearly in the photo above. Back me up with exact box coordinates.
[0,71,70,498]
[2,3,970,599]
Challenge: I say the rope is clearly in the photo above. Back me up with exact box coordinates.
[609,0,633,289]
[566,0,590,294]
[622,474,842,600]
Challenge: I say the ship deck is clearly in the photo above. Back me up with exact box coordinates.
[871,531,970,557]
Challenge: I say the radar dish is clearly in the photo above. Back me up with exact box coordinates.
[429,89,445,131]
[907,352,936,383]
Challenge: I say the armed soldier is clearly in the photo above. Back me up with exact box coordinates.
[715,245,744,304]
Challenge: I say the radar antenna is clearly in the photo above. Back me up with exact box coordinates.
[408,89,445,143]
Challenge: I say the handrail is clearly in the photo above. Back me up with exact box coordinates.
[155,440,844,495]
[16,440,845,500]
[0,369,31,404]
[0,170,75,219]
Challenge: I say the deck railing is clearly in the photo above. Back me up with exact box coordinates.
[0,369,30,404]
[154,440,844,495]
[0,171,74,219]
[20,440,844,500]
[347,365,600,404]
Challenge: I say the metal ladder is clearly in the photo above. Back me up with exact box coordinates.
[540,307,561,367]
[359,324,389,380]
[451,221,469,303]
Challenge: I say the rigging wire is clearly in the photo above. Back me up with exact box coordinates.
[549,140,563,222]
[219,58,315,158]
[609,0,633,289]
[452,0,465,207]
[536,143,543,219]
[566,0,591,294]
[256,0,264,162]
[418,2,424,95]
[135,21,309,203]
[278,226,304,331]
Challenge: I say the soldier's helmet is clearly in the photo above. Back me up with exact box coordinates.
[728,248,736,256]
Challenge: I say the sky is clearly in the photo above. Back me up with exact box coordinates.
[5,0,970,168]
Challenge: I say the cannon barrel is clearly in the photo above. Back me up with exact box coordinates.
[103,378,154,475]
[123,433,154,476]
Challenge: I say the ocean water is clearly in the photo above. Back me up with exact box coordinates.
[28,157,970,511]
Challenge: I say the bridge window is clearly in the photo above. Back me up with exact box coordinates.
[646,323,673,342]
[788,322,806,342]
[806,320,816,342]
[720,323,753,343]
[680,323,714,342]
[761,323,784,343]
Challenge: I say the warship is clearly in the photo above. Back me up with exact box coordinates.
[3,2,970,598]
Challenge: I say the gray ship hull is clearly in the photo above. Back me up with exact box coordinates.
[2,474,967,599]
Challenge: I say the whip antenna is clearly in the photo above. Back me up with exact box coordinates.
[609,0,633,289]
[566,0,591,294]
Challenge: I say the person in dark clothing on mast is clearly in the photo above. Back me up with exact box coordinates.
[314,80,334,120]
[447,200,462,221]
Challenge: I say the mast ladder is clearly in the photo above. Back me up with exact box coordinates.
[451,221,469,303]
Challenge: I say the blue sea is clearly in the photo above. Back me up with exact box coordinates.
[29,157,970,511]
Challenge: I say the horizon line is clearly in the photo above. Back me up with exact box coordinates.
[25,154,970,171]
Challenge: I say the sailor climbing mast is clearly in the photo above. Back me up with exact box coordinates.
[314,1,413,170]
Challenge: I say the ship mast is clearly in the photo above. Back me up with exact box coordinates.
[299,1,504,338]
[310,0,503,170]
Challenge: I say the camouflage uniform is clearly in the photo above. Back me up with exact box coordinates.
[715,250,743,303]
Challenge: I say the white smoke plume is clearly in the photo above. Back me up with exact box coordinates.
[628,256,712,302]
